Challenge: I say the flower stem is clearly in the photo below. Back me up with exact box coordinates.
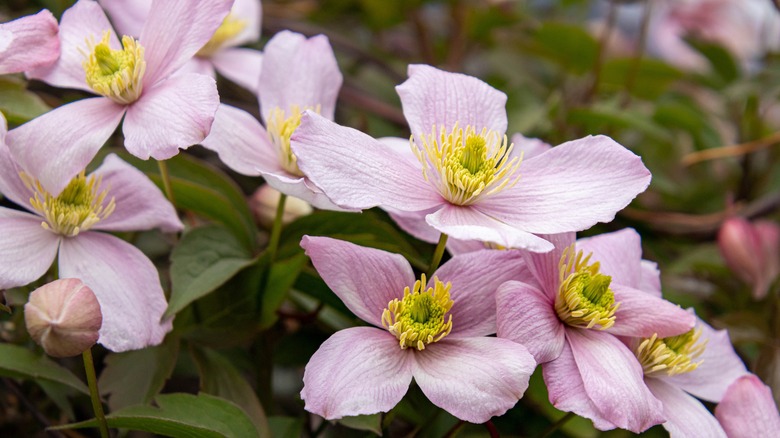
[157,160,176,207]
[82,348,109,438]
[267,193,288,264]
[427,233,449,278]
[540,412,575,438]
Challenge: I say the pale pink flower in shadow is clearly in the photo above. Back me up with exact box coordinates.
[715,374,780,438]
[718,217,780,300]
[201,30,346,210]
[7,0,233,196]
[99,0,262,93]
[291,64,651,252]
[300,236,536,423]
[496,229,697,432]
[0,113,182,352]
[0,10,60,74]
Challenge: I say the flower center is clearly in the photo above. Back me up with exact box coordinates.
[554,245,620,330]
[381,274,454,351]
[266,105,321,177]
[197,14,247,57]
[412,124,522,206]
[22,172,116,237]
[635,328,706,377]
[83,32,146,104]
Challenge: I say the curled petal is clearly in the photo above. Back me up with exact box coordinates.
[0,10,60,75]
[715,375,780,438]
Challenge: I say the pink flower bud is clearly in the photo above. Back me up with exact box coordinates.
[718,218,780,299]
[24,278,102,357]
[249,185,313,228]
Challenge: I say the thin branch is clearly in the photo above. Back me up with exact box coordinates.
[681,131,780,166]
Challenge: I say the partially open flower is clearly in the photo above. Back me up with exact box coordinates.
[24,278,102,357]
[249,185,313,228]
[718,217,780,299]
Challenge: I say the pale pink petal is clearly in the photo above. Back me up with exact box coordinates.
[396,64,507,138]
[639,260,662,297]
[387,209,439,244]
[90,154,182,233]
[27,0,118,91]
[543,340,618,431]
[300,236,415,327]
[301,327,413,420]
[425,205,555,253]
[259,31,342,121]
[292,112,443,211]
[510,133,551,160]
[608,283,695,338]
[262,172,356,212]
[0,209,59,289]
[520,232,575,300]
[576,228,642,289]
[412,337,535,423]
[178,56,216,78]
[715,375,780,438]
[211,48,263,93]
[446,238,488,255]
[139,0,233,85]
[59,232,172,352]
[7,98,125,196]
[0,115,33,209]
[0,10,59,75]
[646,378,727,438]
[567,329,665,433]
[433,249,527,337]
[496,280,565,363]
[377,137,422,168]
[224,0,261,47]
[98,0,150,37]
[123,73,219,160]
[200,104,272,176]
[666,318,748,402]
[478,135,651,234]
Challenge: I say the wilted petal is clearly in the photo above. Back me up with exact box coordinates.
[301,327,413,420]
[645,378,726,438]
[0,209,59,289]
[200,104,273,176]
[212,48,263,93]
[0,10,60,75]
[576,228,643,289]
[123,73,219,160]
[496,280,565,363]
[300,236,415,327]
[608,284,695,338]
[412,337,535,423]
[397,64,507,138]
[59,232,172,352]
[715,374,780,438]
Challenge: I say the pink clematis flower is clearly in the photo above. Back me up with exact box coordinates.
[715,374,780,437]
[496,229,696,432]
[0,112,182,352]
[300,236,536,422]
[98,0,262,93]
[718,217,780,300]
[291,64,651,252]
[0,10,60,75]
[7,0,233,196]
[200,30,345,210]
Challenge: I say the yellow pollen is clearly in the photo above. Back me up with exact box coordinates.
[381,274,454,351]
[635,328,706,377]
[554,245,620,330]
[197,14,247,57]
[266,105,321,176]
[83,32,145,104]
[412,123,522,206]
[22,172,116,237]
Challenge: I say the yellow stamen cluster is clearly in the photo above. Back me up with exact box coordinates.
[197,14,247,57]
[412,123,522,206]
[381,274,454,351]
[266,105,321,176]
[23,172,116,237]
[83,32,145,104]
[635,328,706,377]
[555,245,620,330]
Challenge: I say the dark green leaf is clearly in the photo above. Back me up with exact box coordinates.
[568,105,673,143]
[37,380,76,420]
[686,38,740,85]
[0,344,88,394]
[600,58,683,100]
[259,253,308,329]
[267,416,304,438]
[0,77,51,125]
[339,414,382,435]
[167,225,257,318]
[526,22,598,75]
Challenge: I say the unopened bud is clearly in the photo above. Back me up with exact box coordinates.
[718,218,780,299]
[24,278,102,357]
[250,185,313,228]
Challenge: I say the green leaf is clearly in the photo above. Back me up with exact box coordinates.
[267,417,304,438]
[568,105,673,144]
[98,336,180,411]
[0,344,88,394]
[339,414,382,435]
[167,225,257,318]
[0,77,51,125]
[113,151,258,251]
[686,38,740,85]
[526,22,598,74]
[600,58,683,100]
[259,253,308,329]
[191,347,270,438]
[53,393,259,438]
[37,380,76,420]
